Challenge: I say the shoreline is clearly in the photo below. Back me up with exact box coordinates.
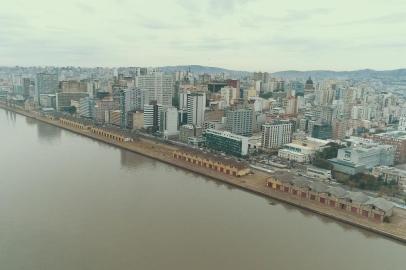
[1,103,405,244]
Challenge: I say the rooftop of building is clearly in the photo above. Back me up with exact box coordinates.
[269,171,394,212]
[204,129,249,140]
[373,131,406,140]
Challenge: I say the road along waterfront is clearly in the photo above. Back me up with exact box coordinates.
[1,103,406,244]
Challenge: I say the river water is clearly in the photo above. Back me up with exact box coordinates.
[0,109,404,270]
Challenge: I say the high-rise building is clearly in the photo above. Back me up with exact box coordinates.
[261,120,293,149]
[137,72,174,106]
[332,118,348,140]
[160,107,179,138]
[187,92,206,126]
[143,102,163,132]
[79,97,96,119]
[225,107,253,136]
[35,73,58,105]
[124,88,147,112]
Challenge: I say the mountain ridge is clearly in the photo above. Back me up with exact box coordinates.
[159,65,406,80]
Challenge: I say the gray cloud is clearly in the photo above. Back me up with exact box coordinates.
[338,12,406,26]
[240,8,332,28]
[75,2,95,13]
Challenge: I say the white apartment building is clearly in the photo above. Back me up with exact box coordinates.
[261,120,293,149]
[160,107,179,137]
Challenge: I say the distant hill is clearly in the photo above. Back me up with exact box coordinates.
[159,65,406,81]
[271,69,406,80]
[159,65,250,78]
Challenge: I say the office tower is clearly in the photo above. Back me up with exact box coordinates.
[179,91,190,110]
[261,120,293,149]
[35,73,58,105]
[137,72,174,106]
[160,107,179,137]
[187,92,206,126]
[133,88,149,110]
[143,101,163,132]
[79,97,96,119]
[225,107,253,136]
[22,78,32,98]
[311,122,332,140]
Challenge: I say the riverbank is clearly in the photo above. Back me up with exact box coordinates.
[1,103,405,244]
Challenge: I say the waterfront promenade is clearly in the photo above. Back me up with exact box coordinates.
[1,103,405,243]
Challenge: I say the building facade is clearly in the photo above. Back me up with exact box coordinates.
[187,92,206,126]
[261,120,293,149]
[329,144,395,175]
[225,107,253,136]
[35,73,58,105]
[204,129,248,157]
[372,131,406,164]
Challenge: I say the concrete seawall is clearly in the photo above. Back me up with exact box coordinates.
[1,103,405,244]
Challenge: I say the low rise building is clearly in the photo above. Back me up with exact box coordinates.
[372,131,406,164]
[204,129,249,157]
[278,137,328,163]
[306,166,332,180]
[372,166,406,191]
[329,143,395,175]
[266,171,394,222]
[179,124,203,143]
[173,149,250,177]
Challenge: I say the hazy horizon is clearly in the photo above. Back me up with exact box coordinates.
[1,0,406,71]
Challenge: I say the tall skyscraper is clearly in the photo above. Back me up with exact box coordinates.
[160,106,179,137]
[187,92,206,126]
[137,72,174,106]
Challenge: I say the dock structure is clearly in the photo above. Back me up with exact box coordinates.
[59,118,92,130]
[90,127,129,143]
[266,171,395,222]
[173,149,250,177]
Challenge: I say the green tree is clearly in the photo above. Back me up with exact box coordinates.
[259,92,273,99]
[312,158,333,170]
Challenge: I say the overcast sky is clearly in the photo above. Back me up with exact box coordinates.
[1,0,405,71]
